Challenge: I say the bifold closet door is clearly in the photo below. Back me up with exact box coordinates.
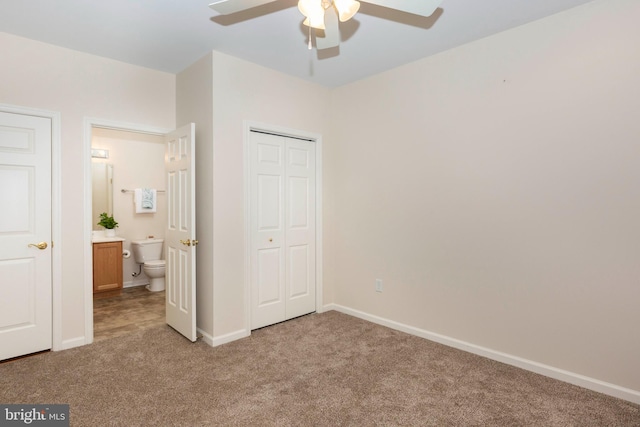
[250,131,316,330]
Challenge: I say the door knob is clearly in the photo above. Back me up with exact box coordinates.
[180,239,192,246]
[28,242,48,250]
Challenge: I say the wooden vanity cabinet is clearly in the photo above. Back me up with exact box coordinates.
[93,241,123,295]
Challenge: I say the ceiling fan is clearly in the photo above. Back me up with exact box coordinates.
[209,0,443,50]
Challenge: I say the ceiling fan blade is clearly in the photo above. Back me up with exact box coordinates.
[361,0,442,17]
[209,0,279,15]
[316,7,340,50]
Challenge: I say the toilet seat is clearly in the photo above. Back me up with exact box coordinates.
[144,260,165,268]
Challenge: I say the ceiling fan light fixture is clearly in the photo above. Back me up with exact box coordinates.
[298,0,326,30]
[333,0,360,22]
[303,16,326,30]
[297,0,312,17]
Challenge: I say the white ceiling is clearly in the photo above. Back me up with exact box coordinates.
[0,0,595,87]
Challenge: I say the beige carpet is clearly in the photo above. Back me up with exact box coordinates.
[1,311,638,426]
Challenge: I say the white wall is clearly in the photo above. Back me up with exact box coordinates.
[325,0,640,396]
[91,128,167,285]
[0,32,175,346]
[177,51,329,341]
[210,52,329,339]
[176,53,215,335]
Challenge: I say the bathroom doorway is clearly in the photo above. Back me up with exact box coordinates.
[93,287,165,342]
[89,124,169,342]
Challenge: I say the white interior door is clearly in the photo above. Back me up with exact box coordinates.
[250,131,316,330]
[165,123,197,342]
[0,111,52,360]
[284,138,316,320]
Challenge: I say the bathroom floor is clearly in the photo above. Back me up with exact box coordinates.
[93,286,165,342]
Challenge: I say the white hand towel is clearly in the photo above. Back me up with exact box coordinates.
[135,188,157,213]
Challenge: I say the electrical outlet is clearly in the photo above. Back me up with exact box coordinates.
[375,279,383,293]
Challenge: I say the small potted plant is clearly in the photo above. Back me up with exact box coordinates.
[98,212,119,237]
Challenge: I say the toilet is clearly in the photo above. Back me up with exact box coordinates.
[131,238,166,292]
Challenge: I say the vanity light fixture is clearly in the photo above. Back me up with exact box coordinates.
[91,148,109,159]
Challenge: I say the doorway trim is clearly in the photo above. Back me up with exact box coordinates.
[243,121,324,333]
[83,117,171,343]
[0,103,62,351]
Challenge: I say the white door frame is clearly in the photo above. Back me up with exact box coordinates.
[0,103,62,351]
[243,121,324,333]
[83,117,171,343]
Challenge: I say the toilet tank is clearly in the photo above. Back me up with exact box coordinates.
[131,238,164,263]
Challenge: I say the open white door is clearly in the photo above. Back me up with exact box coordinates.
[165,123,197,342]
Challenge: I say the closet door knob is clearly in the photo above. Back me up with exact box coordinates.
[180,239,192,246]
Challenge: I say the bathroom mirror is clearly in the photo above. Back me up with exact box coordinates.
[92,162,114,230]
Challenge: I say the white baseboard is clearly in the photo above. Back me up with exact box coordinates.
[325,303,640,405]
[196,328,215,347]
[58,336,87,351]
[197,328,250,348]
[123,279,148,288]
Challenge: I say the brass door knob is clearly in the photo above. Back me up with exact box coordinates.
[28,242,48,250]
[180,239,192,246]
